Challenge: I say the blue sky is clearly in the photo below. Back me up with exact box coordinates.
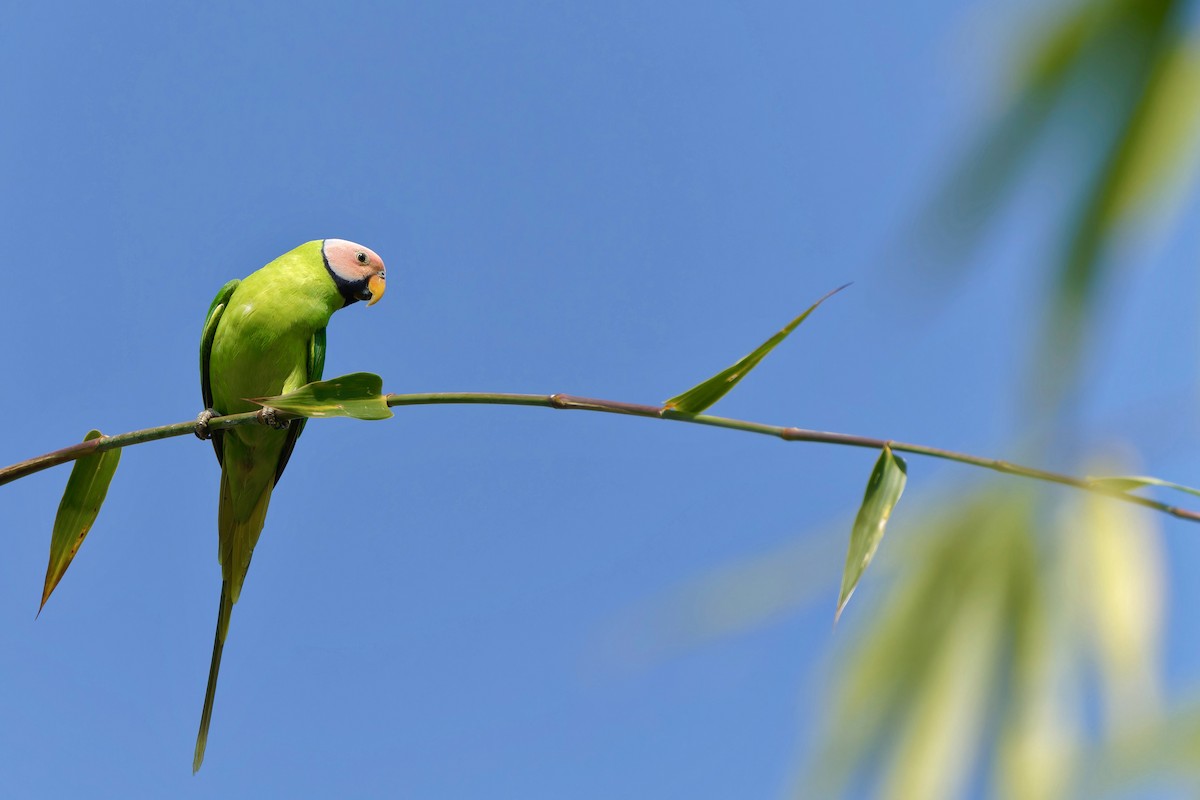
[3,2,1200,797]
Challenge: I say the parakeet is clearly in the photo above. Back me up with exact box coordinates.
[193,239,386,772]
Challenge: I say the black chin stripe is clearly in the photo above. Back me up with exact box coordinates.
[321,239,364,307]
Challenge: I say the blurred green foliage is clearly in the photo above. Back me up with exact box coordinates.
[920,0,1200,411]
[637,1,1200,796]
[819,1,1200,795]
[816,1,1200,794]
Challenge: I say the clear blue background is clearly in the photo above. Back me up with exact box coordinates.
[2,2,1198,797]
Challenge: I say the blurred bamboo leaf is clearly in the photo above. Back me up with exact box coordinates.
[835,446,907,622]
[1067,468,1164,727]
[250,372,393,420]
[908,0,1100,270]
[1101,38,1200,227]
[880,560,1007,799]
[1014,1,1101,96]
[598,530,845,668]
[1086,474,1200,499]
[1081,701,1200,795]
[806,467,1173,798]
[803,491,1037,798]
[909,97,1051,264]
[910,0,1189,411]
[40,430,121,613]
[1017,0,1180,408]
[663,284,847,414]
[811,0,1196,794]
[994,518,1076,800]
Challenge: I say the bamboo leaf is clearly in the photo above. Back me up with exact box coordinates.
[1035,6,1180,408]
[1086,474,1200,500]
[806,490,1035,797]
[1081,703,1200,794]
[836,446,907,622]
[249,372,393,421]
[1101,38,1200,229]
[880,562,1006,799]
[40,430,122,613]
[1068,475,1163,728]
[663,284,848,414]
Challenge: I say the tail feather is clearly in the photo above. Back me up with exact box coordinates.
[197,448,276,772]
[193,581,232,773]
[219,468,275,605]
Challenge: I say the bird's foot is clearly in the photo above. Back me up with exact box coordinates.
[194,408,219,440]
[256,406,291,430]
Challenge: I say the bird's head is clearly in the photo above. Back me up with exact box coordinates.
[322,238,387,307]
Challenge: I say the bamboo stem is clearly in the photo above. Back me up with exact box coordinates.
[0,391,1195,523]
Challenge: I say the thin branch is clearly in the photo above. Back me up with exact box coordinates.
[387,392,1200,522]
[1,391,1197,523]
[0,411,264,487]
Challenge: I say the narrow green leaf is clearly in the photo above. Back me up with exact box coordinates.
[836,446,907,622]
[249,372,393,420]
[40,430,122,613]
[663,284,848,414]
[1013,1,1097,96]
[1086,474,1200,500]
[1101,38,1200,229]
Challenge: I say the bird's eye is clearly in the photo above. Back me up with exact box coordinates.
[356,251,369,265]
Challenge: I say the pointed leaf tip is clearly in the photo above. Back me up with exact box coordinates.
[249,372,393,421]
[40,430,122,613]
[835,445,907,623]
[663,284,850,414]
[1086,474,1200,500]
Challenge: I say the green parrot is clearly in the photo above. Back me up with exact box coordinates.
[193,239,386,772]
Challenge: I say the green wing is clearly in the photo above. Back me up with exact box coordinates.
[199,279,240,466]
[309,325,327,384]
[273,326,325,483]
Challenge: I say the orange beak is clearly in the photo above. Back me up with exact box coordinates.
[366,273,386,306]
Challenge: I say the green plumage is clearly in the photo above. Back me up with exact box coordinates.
[193,240,346,772]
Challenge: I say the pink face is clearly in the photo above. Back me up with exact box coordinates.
[322,238,387,306]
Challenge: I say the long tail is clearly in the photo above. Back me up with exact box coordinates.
[193,580,232,773]
[194,463,273,772]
